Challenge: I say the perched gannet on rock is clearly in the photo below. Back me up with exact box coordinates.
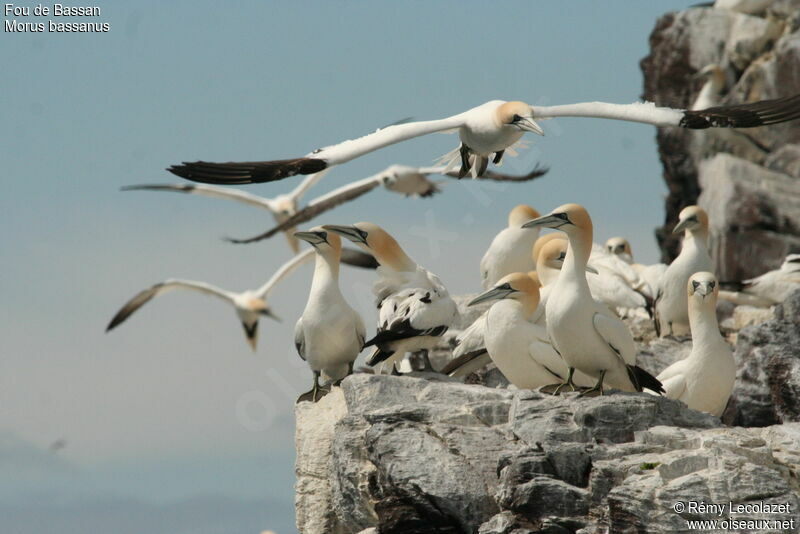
[324,222,458,373]
[468,273,593,390]
[106,249,315,350]
[480,204,542,289]
[719,254,800,307]
[655,206,713,337]
[168,95,800,184]
[691,64,726,111]
[226,164,548,245]
[294,227,366,403]
[604,237,668,299]
[655,272,735,416]
[523,204,664,396]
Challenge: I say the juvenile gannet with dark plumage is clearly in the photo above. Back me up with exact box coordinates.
[225,164,548,245]
[719,254,800,307]
[523,204,664,396]
[294,227,366,403]
[106,249,314,350]
[324,222,458,373]
[480,205,541,289]
[168,95,800,184]
[468,273,594,389]
[654,272,735,416]
[655,206,713,337]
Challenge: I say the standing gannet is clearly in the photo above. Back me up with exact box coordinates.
[655,206,713,337]
[691,64,726,111]
[123,172,327,254]
[523,204,664,395]
[294,227,366,402]
[106,249,314,350]
[225,164,548,245]
[468,273,594,390]
[168,95,800,184]
[655,272,735,416]
[719,254,800,307]
[324,222,458,373]
[605,237,668,299]
[480,205,542,289]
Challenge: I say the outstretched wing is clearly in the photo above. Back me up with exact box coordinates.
[255,249,315,298]
[444,163,550,182]
[122,183,278,211]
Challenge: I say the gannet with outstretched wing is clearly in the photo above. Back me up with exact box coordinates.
[325,222,458,373]
[293,227,365,403]
[655,206,713,337]
[654,272,735,416]
[168,95,800,184]
[523,204,664,396]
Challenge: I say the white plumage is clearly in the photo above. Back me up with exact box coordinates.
[718,254,800,307]
[480,204,541,289]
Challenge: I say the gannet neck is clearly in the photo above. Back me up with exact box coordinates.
[374,243,417,272]
[687,226,710,248]
[562,227,593,287]
[688,297,725,350]
[538,263,560,286]
[309,252,341,298]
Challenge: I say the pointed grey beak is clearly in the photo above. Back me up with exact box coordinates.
[522,213,566,230]
[516,117,545,136]
[323,224,367,246]
[294,230,329,246]
[468,284,516,306]
[672,218,693,234]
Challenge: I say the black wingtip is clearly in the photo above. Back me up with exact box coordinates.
[681,93,800,129]
[628,365,665,395]
[166,158,328,185]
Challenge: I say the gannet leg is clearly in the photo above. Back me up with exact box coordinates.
[579,370,607,398]
[418,349,435,372]
[549,367,577,396]
[296,371,326,404]
[390,363,401,376]
[492,150,504,164]
[476,156,489,178]
[458,144,472,178]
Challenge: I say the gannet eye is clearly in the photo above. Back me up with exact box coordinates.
[555,212,569,221]
[557,252,566,261]
[497,283,513,291]
[357,228,369,240]
[511,114,522,123]
[692,281,700,292]
[709,281,716,289]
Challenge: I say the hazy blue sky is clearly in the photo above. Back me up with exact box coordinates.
[2,1,693,532]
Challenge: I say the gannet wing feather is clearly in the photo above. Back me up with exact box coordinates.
[106,279,235,331]
[294,318,306,361]
[340,248,380,270]
[532,94,800,129]
[225,175,384,244]
[255,248,315,298]
[659,372,688,401]
[477,163,550,182]
[591,311,637,366]
[122,183,278,212]
[441,351,491,378]
[169,114,469,185]
[288,169,330,202]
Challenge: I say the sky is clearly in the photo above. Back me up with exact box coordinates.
[2,1,694,532]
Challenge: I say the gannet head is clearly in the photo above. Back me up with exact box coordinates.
[468,272,541,307]
[532,233,566,266]
[234,298,280,351]
[695,64,725,90]
[605,237,633,258]
[687,271,718,302]
[324,222,413,271]
[672,206,709,235]
[522,203,593,243]
[497,101,544,135]
[295,225,342,261]
[508,204,541,229]
[538,238,568,271]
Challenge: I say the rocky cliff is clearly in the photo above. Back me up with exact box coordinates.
[640,1,800,278]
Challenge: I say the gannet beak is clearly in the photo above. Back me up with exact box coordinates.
[692,280,715,297]
[294,230,329,246]
[242,322,259,351]
[323,224,367,246]
[672,218,692,234]
[516,117,545,136]
[522,213,566,230]
[586,265,599,274]
[468,284,516,306]
[260,308,281,323]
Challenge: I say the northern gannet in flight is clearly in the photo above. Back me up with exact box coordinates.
[325,222,458,373]
[123,172,328,254]
[468,272,594,390]
[480,204,542,289]
[226,164,548,245]
[106,247,375,350]
[654,206,713,337]
[654,272,735,416]
[691,64,726,111]
[523,204,664,396]
[719,254,800,307]
[605,237,668,300]
[293,227,366,403]
[168,95,800,184]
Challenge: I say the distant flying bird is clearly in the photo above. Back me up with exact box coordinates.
[654,206,713,337]
[106,247,376,350]
[325,222,458,373]
[654,272,735,416]
[167,95,800,184]
[293,227,365,403]
[225,164,549,245]
[523,204,664,396]
[719,254,800,307]
[48,439,67,453]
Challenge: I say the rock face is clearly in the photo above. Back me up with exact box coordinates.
[640,3,800,277]
[295,375,800,534]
